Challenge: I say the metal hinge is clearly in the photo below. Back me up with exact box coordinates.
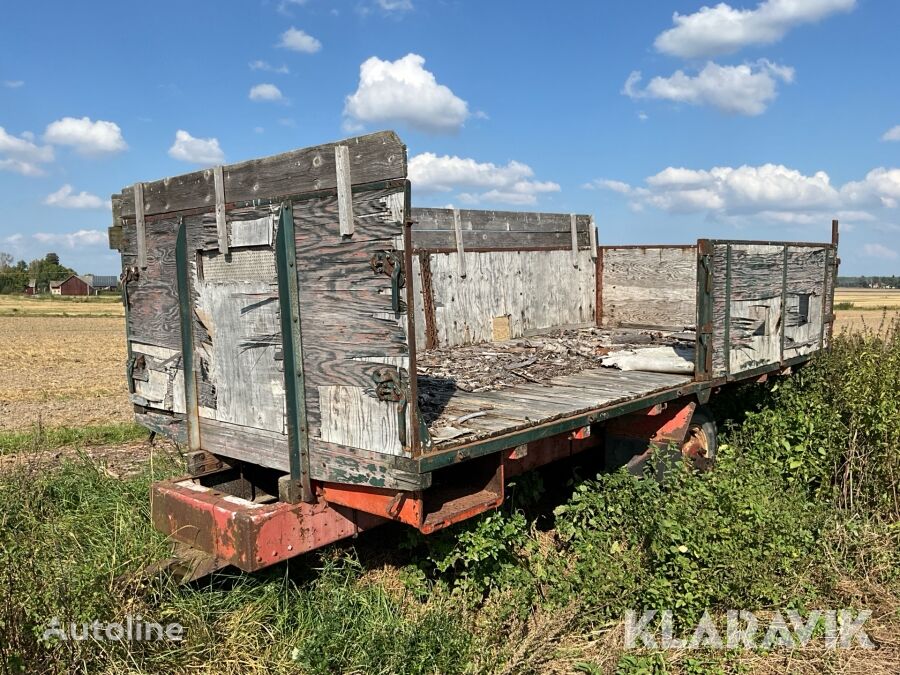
[372,367,409,446]
[370,250,406,313]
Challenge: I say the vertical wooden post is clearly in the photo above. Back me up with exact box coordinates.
[175,219,200,451]
[275,202,313,503]
[588,215,597,260]
[779,245,788,364]
[213,165,228,255]
[695,240,714,381]
[452,208,466,278]
[335,145,355,238]
[570,214,579,268]
[827,219,840,346]
[723,244,732,376]
[133,182,147,269]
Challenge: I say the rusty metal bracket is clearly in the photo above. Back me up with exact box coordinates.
[372,366,409,446]
[370,250,406,313]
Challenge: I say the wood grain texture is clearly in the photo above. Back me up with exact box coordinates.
[427,249,596,348]
[213,165,228,254]
[600,247,697,329]
[122,218,181,351]
[335,145,355,237]
[117,131,406,217]
[293,185,411,456]
[421,367,692,448]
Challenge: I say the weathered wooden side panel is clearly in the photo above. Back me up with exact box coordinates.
[600,247,696,328]
[709,242,830,376]
[783,246,827,358]
[294,186,412,458]
[425,249,596,348]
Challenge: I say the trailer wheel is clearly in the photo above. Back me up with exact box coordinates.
[680,406,717,471]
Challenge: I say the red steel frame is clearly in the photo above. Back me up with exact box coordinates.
[152,399,697,573]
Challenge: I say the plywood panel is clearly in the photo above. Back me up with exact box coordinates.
[601,247,696,329]
[427,249,596,348]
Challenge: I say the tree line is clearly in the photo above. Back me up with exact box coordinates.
[837,275,899,288]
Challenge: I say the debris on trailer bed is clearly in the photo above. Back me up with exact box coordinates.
[416,327,696,434]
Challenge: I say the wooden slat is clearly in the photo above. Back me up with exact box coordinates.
[335,145,355,237]
[213,165,228,254]
[412,228,591,251]
[117,131,406,217]
[412,208,593,233]
[570,213,579,267]
[133,182,147,269]
[452,208,466,277]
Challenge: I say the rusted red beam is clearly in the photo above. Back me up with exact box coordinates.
[152,478,385,572]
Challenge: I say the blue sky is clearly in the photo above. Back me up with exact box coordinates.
[1,0,898,275]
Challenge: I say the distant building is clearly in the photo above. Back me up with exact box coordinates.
[49,274,92,296]
[24,279,37,296]
[82,274,119,292]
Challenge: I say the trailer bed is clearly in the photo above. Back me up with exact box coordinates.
[417,327,695,446]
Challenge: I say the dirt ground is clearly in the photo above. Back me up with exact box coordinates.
[0,314,131,431]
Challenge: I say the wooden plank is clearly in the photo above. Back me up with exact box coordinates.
[335,145,355,237]
[118,130,406,217]
[213,165,228,254]
[412,228,591,251]
[412,208,593,233]
[133,182,147,269]
[570,213,579,267]
[601,246,696,329]
[452,208,466,277]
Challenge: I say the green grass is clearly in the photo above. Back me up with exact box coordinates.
[0,422,146,454]
[1,325,898,674]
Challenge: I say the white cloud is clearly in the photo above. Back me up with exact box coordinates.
[249,83,285,102]
[344,53,469,134]
[167,130,225,166]
[862,243,898,260]
[278,27,322,53]
[583,178,633,194]
[0,126,54,176]
[623,60,794,116]
[249,60,289,74]
[44,116,127,156]
[409,152,559,205]
[44,184,107,209]
[33,229,108,249]
[881,125,900,142]
[841,168,900,209]
[594,163,841,217]
[377,0,413,11]
[654,0,856,59]
[3,80,24,88]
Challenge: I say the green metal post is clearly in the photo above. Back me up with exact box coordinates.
[175,219,201,451]
[275,202,313,503]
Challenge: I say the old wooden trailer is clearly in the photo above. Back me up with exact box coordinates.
[108,131,839,577]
